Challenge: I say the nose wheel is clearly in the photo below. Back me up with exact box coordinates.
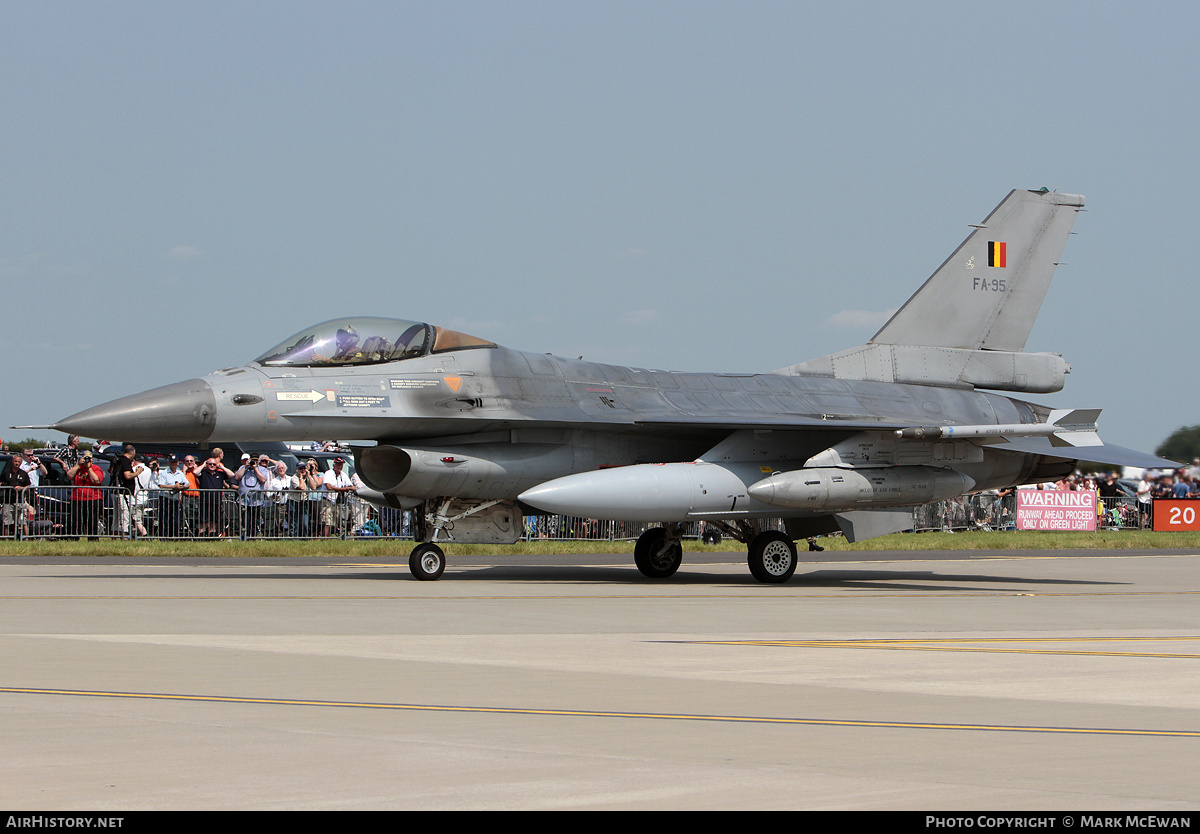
[409,542,446,580]
[634,526,684,578]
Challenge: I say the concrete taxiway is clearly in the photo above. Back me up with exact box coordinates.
[1,549,1198,810]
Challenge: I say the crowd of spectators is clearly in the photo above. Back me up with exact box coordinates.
[0,437,376,539]
[140,446,366,538]
[988,462,1200,529]
[1050,461,1199,508]
[7,436,1200,538]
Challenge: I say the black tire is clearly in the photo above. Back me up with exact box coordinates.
[409,542,446,581]
[634,527,683,578]
[701,529,721,545]
[747,531,797,584]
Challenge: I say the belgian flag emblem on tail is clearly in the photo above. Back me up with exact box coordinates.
[988,241,1007,268]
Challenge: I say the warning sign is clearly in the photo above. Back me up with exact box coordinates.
[1016,489,1097,531]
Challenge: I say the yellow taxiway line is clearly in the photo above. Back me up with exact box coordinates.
[1,686,1198,737]
[696,635,1200,658]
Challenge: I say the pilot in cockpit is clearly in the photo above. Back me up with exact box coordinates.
[312,326,363,364]
[332,326,361,360]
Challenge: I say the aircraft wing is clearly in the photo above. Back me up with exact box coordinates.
[634,411,1178,472]
[632,414,912,431]
[988,436,1178,470]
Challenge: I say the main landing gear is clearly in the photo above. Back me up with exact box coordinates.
[634,523,800,584]
[745,530,798,584]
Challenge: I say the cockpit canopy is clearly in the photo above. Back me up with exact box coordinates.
[254,317,497,367]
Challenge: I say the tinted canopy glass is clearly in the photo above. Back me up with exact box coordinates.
[254,317,496,367]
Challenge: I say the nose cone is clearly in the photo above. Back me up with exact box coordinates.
[54,378,217,443]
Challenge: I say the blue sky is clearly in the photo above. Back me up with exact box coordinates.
[3,1,1195,453]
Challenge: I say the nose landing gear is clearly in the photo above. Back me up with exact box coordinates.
[409,542,446,580]
[633,524,685,578]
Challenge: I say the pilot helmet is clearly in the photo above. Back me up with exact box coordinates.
[335,326,359,353]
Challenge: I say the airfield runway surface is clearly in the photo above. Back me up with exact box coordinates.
[1,549,1198,810]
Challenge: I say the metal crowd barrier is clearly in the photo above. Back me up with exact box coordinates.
[0,487,400,541]
[0,487,1157,541]
[908,493,1149,532]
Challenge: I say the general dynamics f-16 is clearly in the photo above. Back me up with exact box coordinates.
[44,189,1173,582]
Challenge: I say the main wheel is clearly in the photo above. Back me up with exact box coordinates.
[409,542,446,581]
[634,526,683,578]
[747,531,797,584]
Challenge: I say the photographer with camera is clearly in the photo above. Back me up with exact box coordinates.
[320,457,356,537]
[234,453,273,538]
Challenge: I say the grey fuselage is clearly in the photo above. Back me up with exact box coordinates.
[61,343,1065,512]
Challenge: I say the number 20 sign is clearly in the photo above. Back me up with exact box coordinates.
[1153,500,1200,531]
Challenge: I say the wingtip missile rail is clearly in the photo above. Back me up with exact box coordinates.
[893,409,1102,448]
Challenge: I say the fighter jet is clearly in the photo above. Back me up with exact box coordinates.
[44,189,1173,582]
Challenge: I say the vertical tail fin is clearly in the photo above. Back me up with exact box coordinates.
[870,189,1085,351]
[777,189,1085,392]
